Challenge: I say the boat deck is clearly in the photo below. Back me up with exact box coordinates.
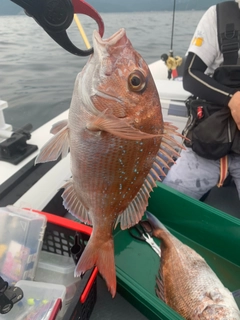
[91,277,148,320]
[1,150,239,319]
[204,181,240,219]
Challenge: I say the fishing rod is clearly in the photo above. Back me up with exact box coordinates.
[161,0,182,79]
[169,0,176,57]
[74,14,91,49]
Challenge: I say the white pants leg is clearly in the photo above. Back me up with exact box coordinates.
[163,148,221,199]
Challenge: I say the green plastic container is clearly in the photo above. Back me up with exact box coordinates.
[114,182,240,320]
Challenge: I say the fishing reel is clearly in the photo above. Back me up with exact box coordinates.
[161,53,183,79]
[10,0,104,56]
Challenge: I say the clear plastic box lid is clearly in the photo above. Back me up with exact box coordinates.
[0,206,47,285]
[37,251,75,274]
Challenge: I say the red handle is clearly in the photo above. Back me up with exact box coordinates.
[49,299,62,320]
[72,0,104,37]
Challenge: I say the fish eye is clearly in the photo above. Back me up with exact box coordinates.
[128,70,147,92]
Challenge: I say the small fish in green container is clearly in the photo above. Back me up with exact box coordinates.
[145,212,240,319]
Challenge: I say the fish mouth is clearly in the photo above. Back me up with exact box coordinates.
[93,28,126,47]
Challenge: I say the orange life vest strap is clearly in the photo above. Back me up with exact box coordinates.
[217,155,228,187]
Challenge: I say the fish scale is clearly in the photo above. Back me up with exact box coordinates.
[35,28,182,297]
[70,118,158,208]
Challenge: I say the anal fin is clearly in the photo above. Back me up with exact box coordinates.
[62,180,92,225]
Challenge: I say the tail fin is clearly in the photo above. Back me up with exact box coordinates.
[74,236,116,297]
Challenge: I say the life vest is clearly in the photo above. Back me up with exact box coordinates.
[182,1,240,162]
[217,1,240,66]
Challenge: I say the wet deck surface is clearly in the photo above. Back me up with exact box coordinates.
[91,276,148,320]
[204,181,240,219]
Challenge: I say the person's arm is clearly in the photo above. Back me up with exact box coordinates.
[182,52,237,106]
[183,52,240,129]
[228,92,240,129]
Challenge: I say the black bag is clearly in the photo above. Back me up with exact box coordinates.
[213,65,240,89]
[182,97,238,160]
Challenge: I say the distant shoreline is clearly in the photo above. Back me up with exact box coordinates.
[0,9,205,16]
[0,0,226,16]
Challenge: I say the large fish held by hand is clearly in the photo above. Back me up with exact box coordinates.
[145,212,240,319]
[36,28,182,297]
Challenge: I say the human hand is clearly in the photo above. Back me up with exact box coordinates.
[228,91,240,129]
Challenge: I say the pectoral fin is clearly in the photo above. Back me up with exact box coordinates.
[50,119,68,135]
[86,113,161,140]
[35,123,69,164]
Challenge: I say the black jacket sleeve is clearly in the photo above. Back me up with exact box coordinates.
[182,52,237,106]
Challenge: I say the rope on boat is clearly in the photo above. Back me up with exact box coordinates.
[74,14,91,49]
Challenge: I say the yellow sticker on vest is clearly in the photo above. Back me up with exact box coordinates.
[192,37,203,47]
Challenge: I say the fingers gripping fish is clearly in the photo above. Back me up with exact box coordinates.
[35,28,182,297]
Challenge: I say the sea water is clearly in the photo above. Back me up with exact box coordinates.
[0,11,204,130]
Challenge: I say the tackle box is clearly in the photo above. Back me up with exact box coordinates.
[0,206,46,286]
[114,182,240,320]
[34,251,81,305]
[0,209,97,320]
[0,280,66,320]
[35,211,98,319]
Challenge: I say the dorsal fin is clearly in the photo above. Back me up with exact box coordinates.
[114,183,150,230]
[156,274,165,302]
[116,164,161,230]
[115,128,182,230]
[162,122,183,152]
